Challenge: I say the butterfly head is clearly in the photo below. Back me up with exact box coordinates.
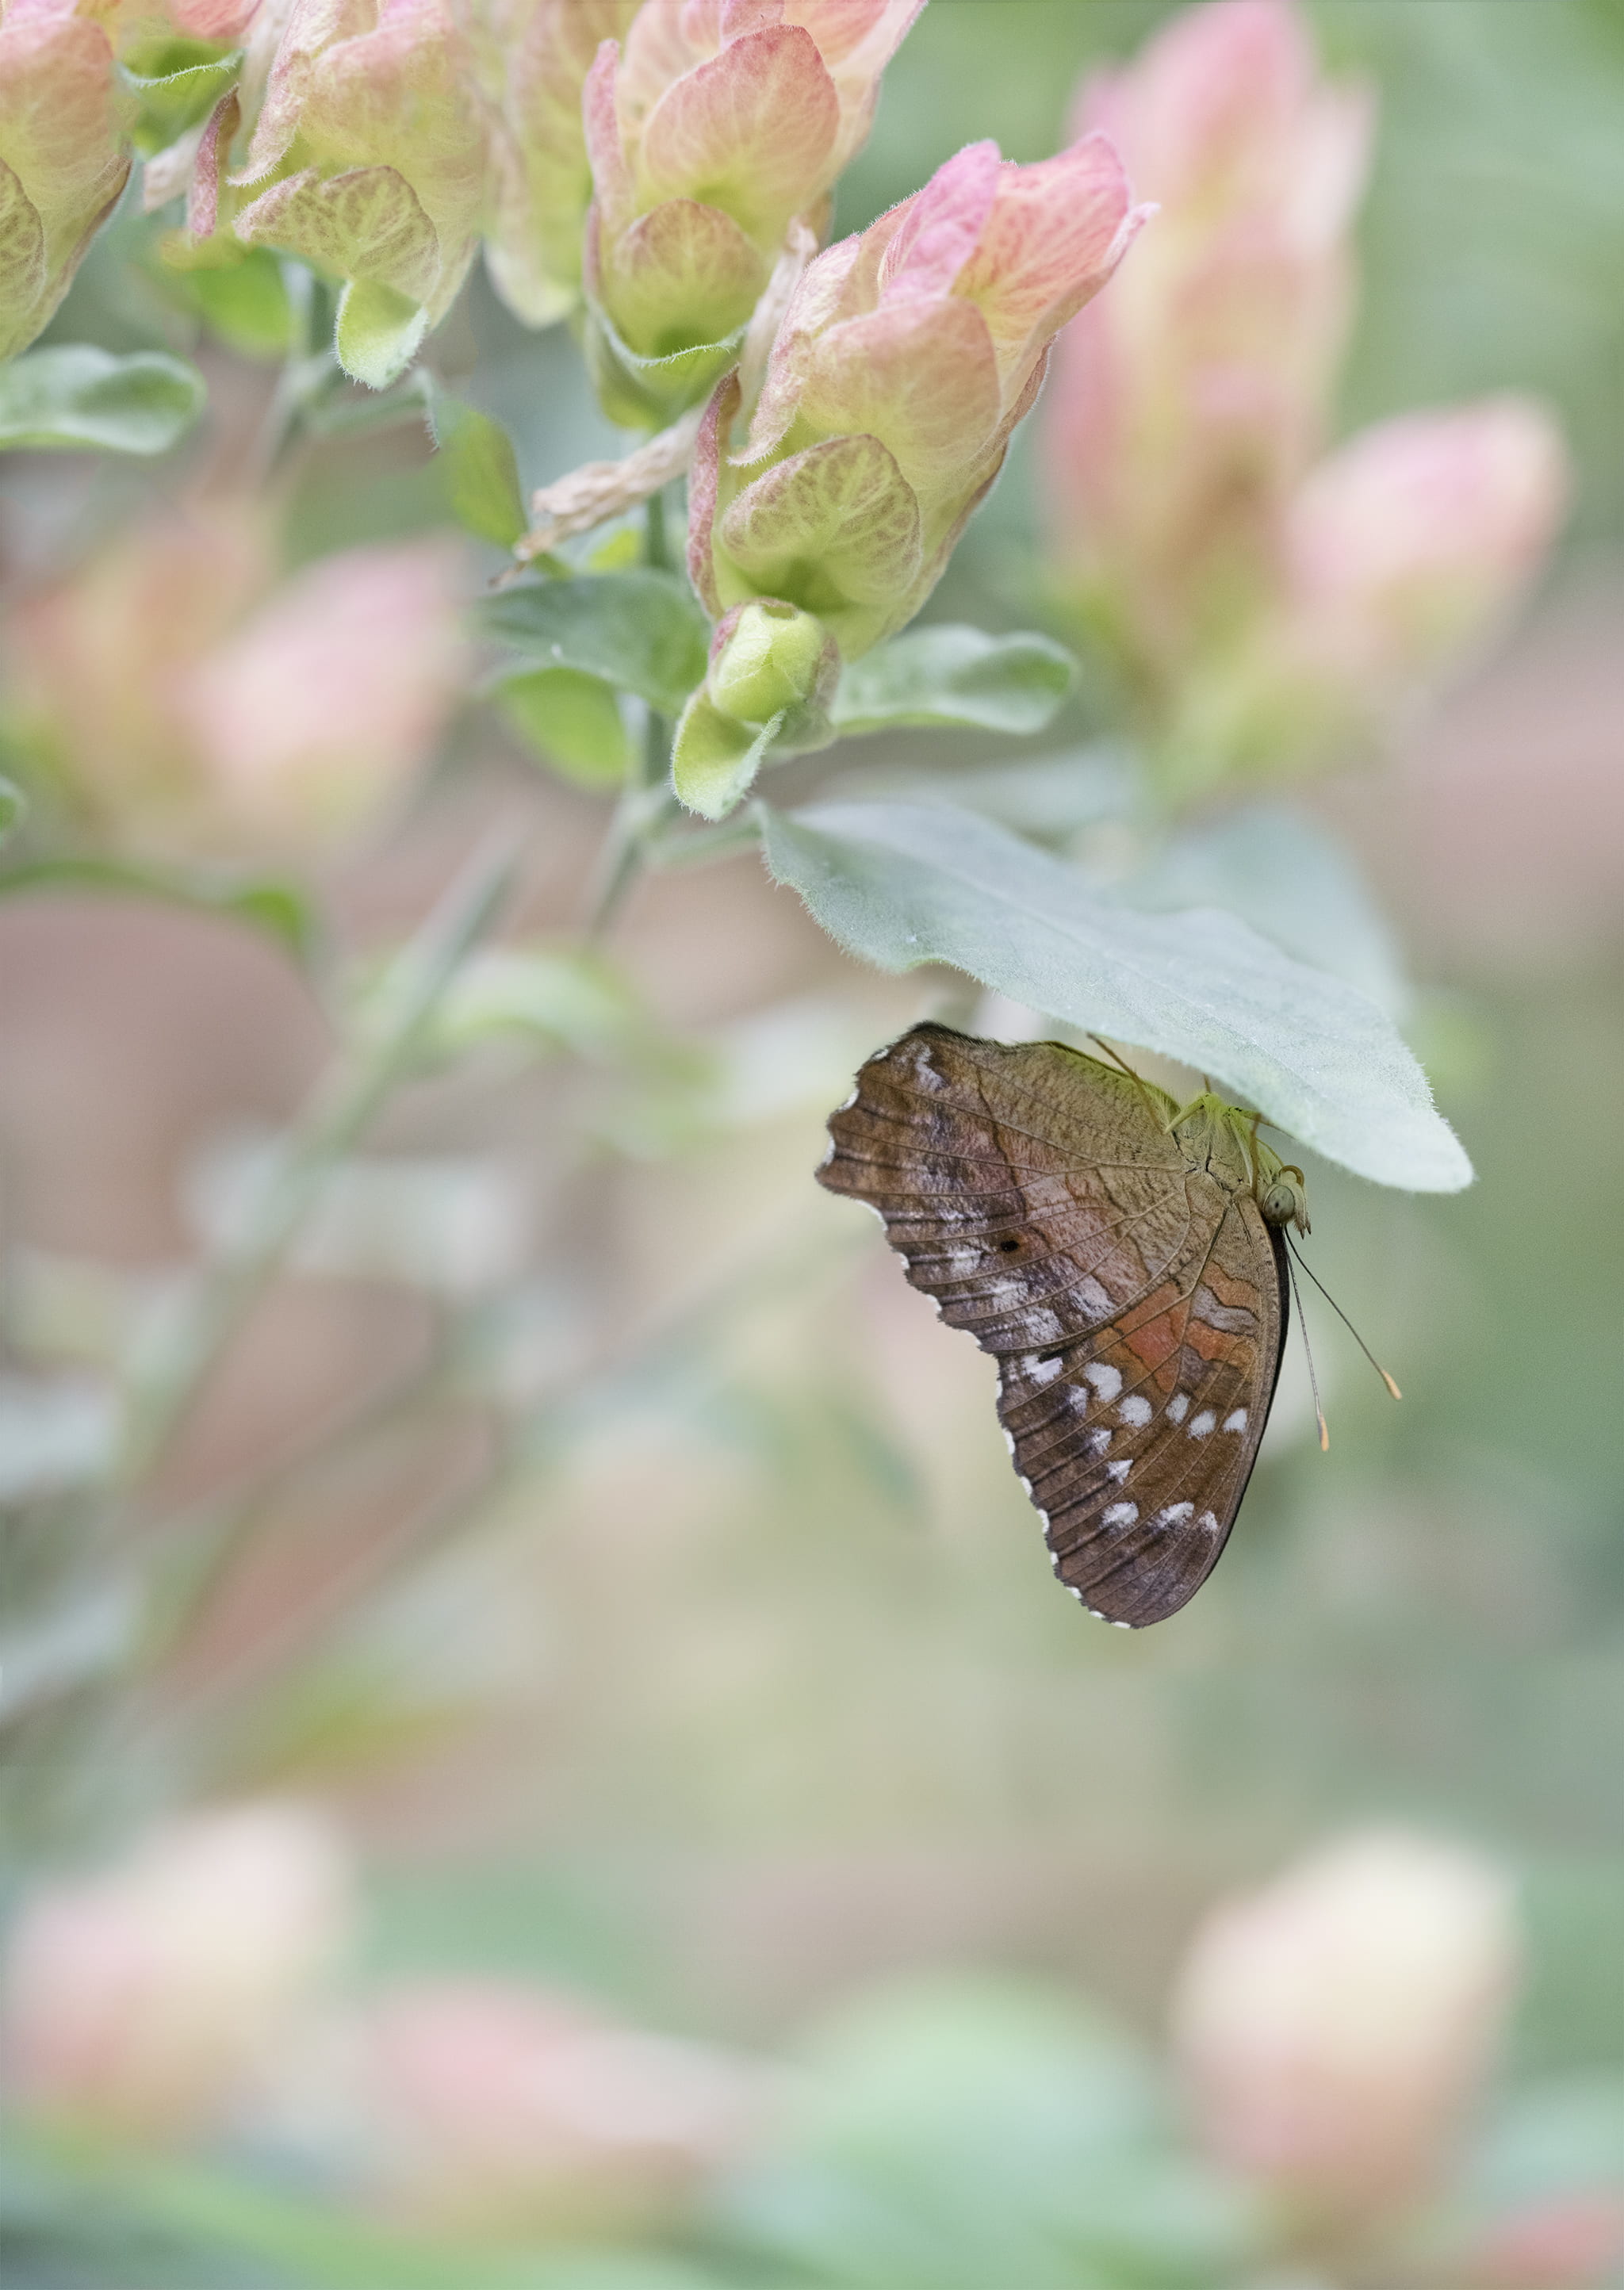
[1170,1092,1312,1235]
[1258,1163,1310,1235]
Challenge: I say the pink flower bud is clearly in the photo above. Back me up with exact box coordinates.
[176,538,469,845]
[584,0,924,421]
[454,0,639,327]
[1281,397,1570,691]
[6,514,466,855]
[2,1805,354,2143]
[0,0,131,361]
[1042,0,1371,684]
[1171,1831,1519,2229]
[232,0,488,372]
[689,133,1149,658]
[344,1981,767,2235]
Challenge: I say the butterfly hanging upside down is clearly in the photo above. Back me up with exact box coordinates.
[817,1022,1319,1629]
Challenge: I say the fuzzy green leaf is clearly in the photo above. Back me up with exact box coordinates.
[760,798,1472,1193]
[429,392,526,548]
[334,278,427,390]
[496,667,630,788]
[672,693,783,820]
[0,347,205,455]
[832,626,1078,738]
[477,570,710,714]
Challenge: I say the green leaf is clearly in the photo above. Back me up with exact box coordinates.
[584,297,745,429]
[0,347,205,455]
[334,278,427,390]
[477,570,710,715]
[0,777,25,844]
[1120,802,1411,1019]
[760,798,1473,1193]
[159,243,294,361]
[121,46,240,155]
[832,626,1078,738]
[672,691,782,820]
[496,666,630,788]
[427,945,648,1062]
[428,391,527,548]
[0,859,315,963]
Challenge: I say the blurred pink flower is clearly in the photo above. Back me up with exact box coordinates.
[1280,398,1571,691]
[6,514,467,856]
[1468,2196,1624,2288]
[2,1804,354,2143]
[0,0,131,361]
[583,0,924,421]
[179,538,469,844]
[1044,0,1371,677]
[347,1979,767,2236]
[1171,1830,1519,2231]
[1166,395,1572,789]
[454,0,640,328]
[689,132,1149,659]
[232,0,488,383]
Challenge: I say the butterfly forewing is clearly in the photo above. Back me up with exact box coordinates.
[818,1023,1289,1627]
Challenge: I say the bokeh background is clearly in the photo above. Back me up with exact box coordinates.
[1,3,1620,2284]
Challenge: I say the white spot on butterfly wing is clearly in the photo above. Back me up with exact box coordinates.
[1085,1427,1111,1456]
[1106,1459,1131,1484]
[1153,1502,1194,1530]
[1102,1501,1138,1527]
[1026,1354,1063,1385]
[1084,1362,1122,1402]
[1222,1407,1248,1434]
[1117,1394,1151,1426]
[1166,1392,1189,1423]
[1188,1409,1216,1438]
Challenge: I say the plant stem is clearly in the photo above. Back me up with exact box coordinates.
[112,837,520,1495]
[580,484,678,939]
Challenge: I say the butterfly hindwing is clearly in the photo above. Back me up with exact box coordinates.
[819,1023,1289,1627]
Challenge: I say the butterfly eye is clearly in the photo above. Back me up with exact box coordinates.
[1261,1179,1303,1227]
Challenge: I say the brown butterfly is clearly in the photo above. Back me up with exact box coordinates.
[817,1022,1313,1628]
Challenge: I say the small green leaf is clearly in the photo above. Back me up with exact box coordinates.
[0,347,205,455]
[496,666,630,787]
[760,798,1472,1193]
[121,46,240,154]
[428,391,526,548]
[584,297,745,429]
[0,859,316,963]
[159,243,294,361]
[477,569,710,714]
[334,278,427,390]
[672,691,782,819]
[832,626,1078,737]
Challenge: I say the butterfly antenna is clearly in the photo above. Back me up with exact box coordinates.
[1285,1234,1403,1401]
[1281,1242,1331,1452]
[1087,1035,1163,1120]
[1088,1034,1143,1082]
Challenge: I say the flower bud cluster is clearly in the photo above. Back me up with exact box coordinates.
[580,0,923,424]
[1041,0,1568,787]
[0,0,131,362]
[688,133,1149,662]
